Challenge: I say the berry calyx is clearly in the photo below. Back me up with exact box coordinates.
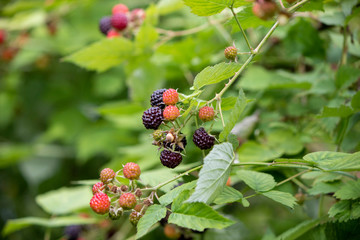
[123,162,141,180]
[112,4,129,15]
[100,168,116,183]
[164,224,181,239]
[109,206,123,220]
[142,107,163,130]
[224,46,237,61]
[163,105,180,121]
[99,16,112,35]
[129,211,142,226]
[119,193,137,209]
[163,88,179,105]
[111,13,128,30]
[193,127,215,150]
[92,182,105,195]
[199,106,215,122]
[150,88,166,109]
[252,0,278,21]
[160,150,182,168]
[90,192,110,214]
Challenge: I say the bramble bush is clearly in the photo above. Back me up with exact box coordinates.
[1,0,360,239]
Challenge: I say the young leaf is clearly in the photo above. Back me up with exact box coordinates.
[159,181,197,206]
[237,170,276,192]
[237,141,282,162]
[168,202,234,231]
[213,186,244,205]
[193,62,242,90]
[63,38,134,72]
[219,89,247,142]
[35,186,92,215]
[328,200,360,222]
[312,151,360,171]
[261,190,297,209]
[187,143,234,204]
[351,91,360,109]
[183,0,247,16]
[136,204,167,239]
[2,216,97,236]
[276,218,323,240]
[334,179,360,200]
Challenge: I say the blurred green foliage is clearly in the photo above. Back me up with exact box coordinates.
[0,0,359,239]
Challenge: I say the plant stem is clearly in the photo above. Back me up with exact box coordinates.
[318,194,324,217]
[276,169,310,186]
[230,7,253,51]
[340,26,348,66]
[142,165,203,191]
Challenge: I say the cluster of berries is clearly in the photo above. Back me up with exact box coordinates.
[142,88,216,168]
[98,3,145,39]
[89,162,150,225]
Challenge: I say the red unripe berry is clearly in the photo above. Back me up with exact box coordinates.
[163,89,179,105]
[100,168,116,183]
[130,8,146,21]
[119,193,137,209]
[199,106,215,122]
[0,30,6,44]
[164,224,181,239]
[252,0,278,21]
[107,29,121,38]
[163,105,180,121]
[90,192,110,214]
[111,13,128,30]
[123,162,141,180]
[112,4,129,15]
[224,46,237,61]
[92,182,105,195]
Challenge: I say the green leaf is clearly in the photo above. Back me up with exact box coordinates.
[183,0,240,16]
[159,181,197,206]
[187,143,234,204]
[136,204,167,239]
[334,180,360,200]
[2,216,97,236]
[351,91,360,110]
[276,218,323,240]
[135,23,159,52]
[301,172,342,184]
[335,65,360,89]
[193,62,242,89]
[35,186,92,215]
[237,141,282,162]
[261,190,297,209]
[328,152,360,171]
[303,151,350,164]
[169,202,234,231]
[213,186,244,205]
[318,105,354,118]
[172,190,191,212]
[328,200,360,222]
[63,38,134,72]
[307,181,343,195]
[265,128,304,155]
[219,89,247,142]
[237,170,276,192]
[220,96,237,111]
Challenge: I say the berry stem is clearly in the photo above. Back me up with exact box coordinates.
[275,169,310,187]
[141,165,203,192]
[230,7,253,52]
[208,0,310,105]
[217,100,225,127]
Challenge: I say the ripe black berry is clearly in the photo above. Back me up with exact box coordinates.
[193,127,215,150]
[160,150,182,168]
[150,89,166,109]
[142,107,163,130]
[99,16,112,35]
